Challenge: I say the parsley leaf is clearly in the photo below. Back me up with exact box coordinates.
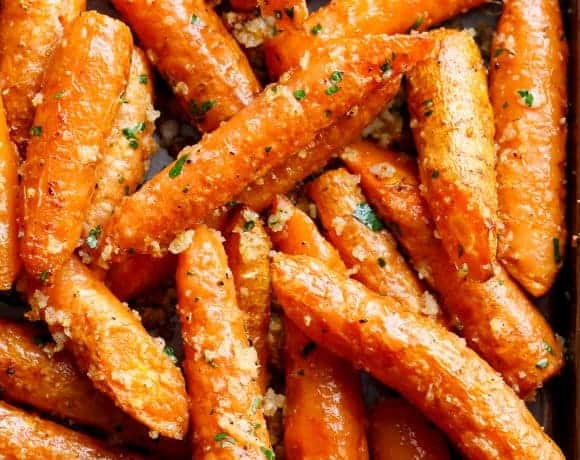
[190,99,217,118]
[122,122,146,149]
[261,447,275,460]
[293,89,306,101]
[138,74,148,84]
[553,237,562,264]
[353,203,383,231]
[243,220,255,232]
[310,23,322,35]
[164,345,178,364]
[517,89,534,107]
[30,126,42,137]
[330,71,343,83]
[409,14,423,32]
[169,154,190,179]
[86,225,102,249]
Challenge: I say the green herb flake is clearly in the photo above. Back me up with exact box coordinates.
[119,92,128,104]
[30,126,42,137]
[293,89,306,101]
[169,153,190,179]
[431,170,439,179]
[117,175,125,184]
[54,90,66,99]
[214,432,236,446]
[536,358,549,369]
[310,23,322,35]
[243,220,255,232]
[353,203,383,231]
[543,341,554,355]
[325,85,340,96]
[377,257,386,267]
[86,225,102,249]
[517,89,534,107]
[409,14,423,32]
[250,396,262,414]
[330,71,343,83]
[226,200,239,208]
[261,447,275,460]
[39,270,49,283]
[300,341,316,358]
[191,14,200,24]
[380,59,392,76]
[163,345,178,364]
[190,99,217,118]
[124,185,130,196]
[138,74,148,85]
[553,237,562,264]
[122,122,146,148]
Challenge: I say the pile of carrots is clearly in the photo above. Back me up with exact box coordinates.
[0,0,568,458]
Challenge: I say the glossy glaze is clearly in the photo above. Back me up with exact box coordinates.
[21,11,132,278]
[490,0,568,296]
[102,34,434,261]
[340,141,563,397]
[407,29,497,282]
[271,253,564,460]
[0,0,85,154]
[112,0,261,132]
[176,226,271,459]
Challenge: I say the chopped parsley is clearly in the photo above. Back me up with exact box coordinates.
[543,341,554,355]
[409,14,423,32]
[300,341,316,358]
[536,358,549,369]
[86,225,102,249]
[168,153,190,178]
[190,14,200,24]
[30,126,42,137]
[119,92,128,104]
[54,90,66,99]
[325,85,340,95]
[423,99,434,117]
[226,200,239,208]
[330,70,343,83]
[353,203,383,231]
[122,122,146,149]
[163,345,178,364]
[377,257,386,267]
[250,396,262,414]
[190,99,217,118]
[261,447,275,460]
[310,23,322,35]
[117,175,125,184]
[293,89,306,101]
[517,89,534,107]
[138,74,148,85]
[553,237,561,264]
[39,270,49,283]
[243,220,255,232]
[214,432,235,446]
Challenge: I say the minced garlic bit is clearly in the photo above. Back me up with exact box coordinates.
[168,229,195,254]
[262,388,285,417]
[421,291,440,317]
[223,12,276,48]
[369,162,395,179]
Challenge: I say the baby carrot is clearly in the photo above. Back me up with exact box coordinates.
[21,11,133,279]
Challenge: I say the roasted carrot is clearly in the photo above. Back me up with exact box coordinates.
[111,0,261,132]
[101,34,434,261]
[223,207,271,391]
[367,397,451,460]
[176,226,272,459]
[0,0,85,154]
[235,77,402,212]
[28,256,189,440]
[0,400,142,460]
[0,317,189,457]
[82,47,156,255]
[0,96,20,290]
[271,253,564,460]
[489,0,568,296]
[21,11,132,279]
[264,0,485,77]
[406,29,497,282]
[340,141,563,396]
[259,0,308,31]
[268,195,368,459]
[307,168,441,322]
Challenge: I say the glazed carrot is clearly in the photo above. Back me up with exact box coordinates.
[28,256,189,440]
[489,0,568,297]
[340,141,563,397]
[268,194,347,273]
[176,226,272,459]
[307,168,441,322]
[82,48,156,254]
[268,195,368,459]
[223,207,271,391]
[0,400,142,460]
[0,318,188,457]
[264,0,485,77]
[368,398,451,460]
[235,77,402,212]
[406,29,497,282]
[271,254,564,460]
[259,0,308,31]
[0,96,20,290]
[112,0,261,132]
[0,0,85,154]
[21,11,132,279]
[101,34,434,261]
